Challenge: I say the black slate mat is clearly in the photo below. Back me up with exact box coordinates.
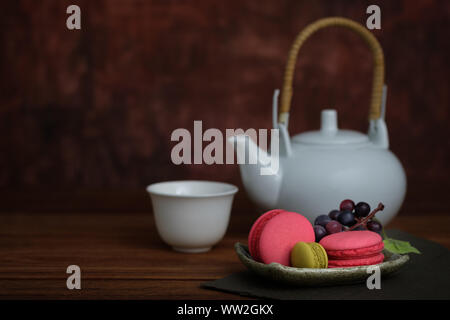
[202,230,450,299]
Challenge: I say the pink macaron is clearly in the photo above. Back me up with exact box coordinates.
[248,209,315,266]
[319,230,384,268]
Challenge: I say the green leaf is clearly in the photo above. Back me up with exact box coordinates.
[383,238,421,255]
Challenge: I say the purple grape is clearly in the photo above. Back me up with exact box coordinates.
[328,210,341,220]
[338,210,356,227]
[352,225,366,231]
[355,202,371,218]
[313,225,327,242]
[326,221,343,234]
[367,220,383,234]
[314,214,332,227]
[340,199,355,212]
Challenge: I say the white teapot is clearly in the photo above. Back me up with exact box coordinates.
[230,18,406,225]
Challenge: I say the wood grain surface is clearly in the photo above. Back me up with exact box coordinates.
[1,212,449,299]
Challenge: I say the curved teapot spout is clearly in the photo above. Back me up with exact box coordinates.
[228,134,282,209]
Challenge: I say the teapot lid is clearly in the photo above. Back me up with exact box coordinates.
[291,109,369,145]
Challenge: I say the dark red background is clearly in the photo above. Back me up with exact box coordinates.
[0,0,449,214]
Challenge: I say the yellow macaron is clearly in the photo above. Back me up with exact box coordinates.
[290,241,328,268]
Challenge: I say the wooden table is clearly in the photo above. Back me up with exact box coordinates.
[1,212,449,299]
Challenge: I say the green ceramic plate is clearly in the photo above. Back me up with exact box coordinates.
[235,242,410,286]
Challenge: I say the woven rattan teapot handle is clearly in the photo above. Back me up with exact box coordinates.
[278,17,384,124]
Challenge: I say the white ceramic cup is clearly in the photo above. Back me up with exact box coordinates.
[146,180,238,253]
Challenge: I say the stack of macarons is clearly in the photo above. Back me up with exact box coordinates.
[319,230,384,268]
[248,209,385,269]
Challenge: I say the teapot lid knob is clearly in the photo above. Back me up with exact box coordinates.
[292,108,369,145]
[321,109,338,136]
